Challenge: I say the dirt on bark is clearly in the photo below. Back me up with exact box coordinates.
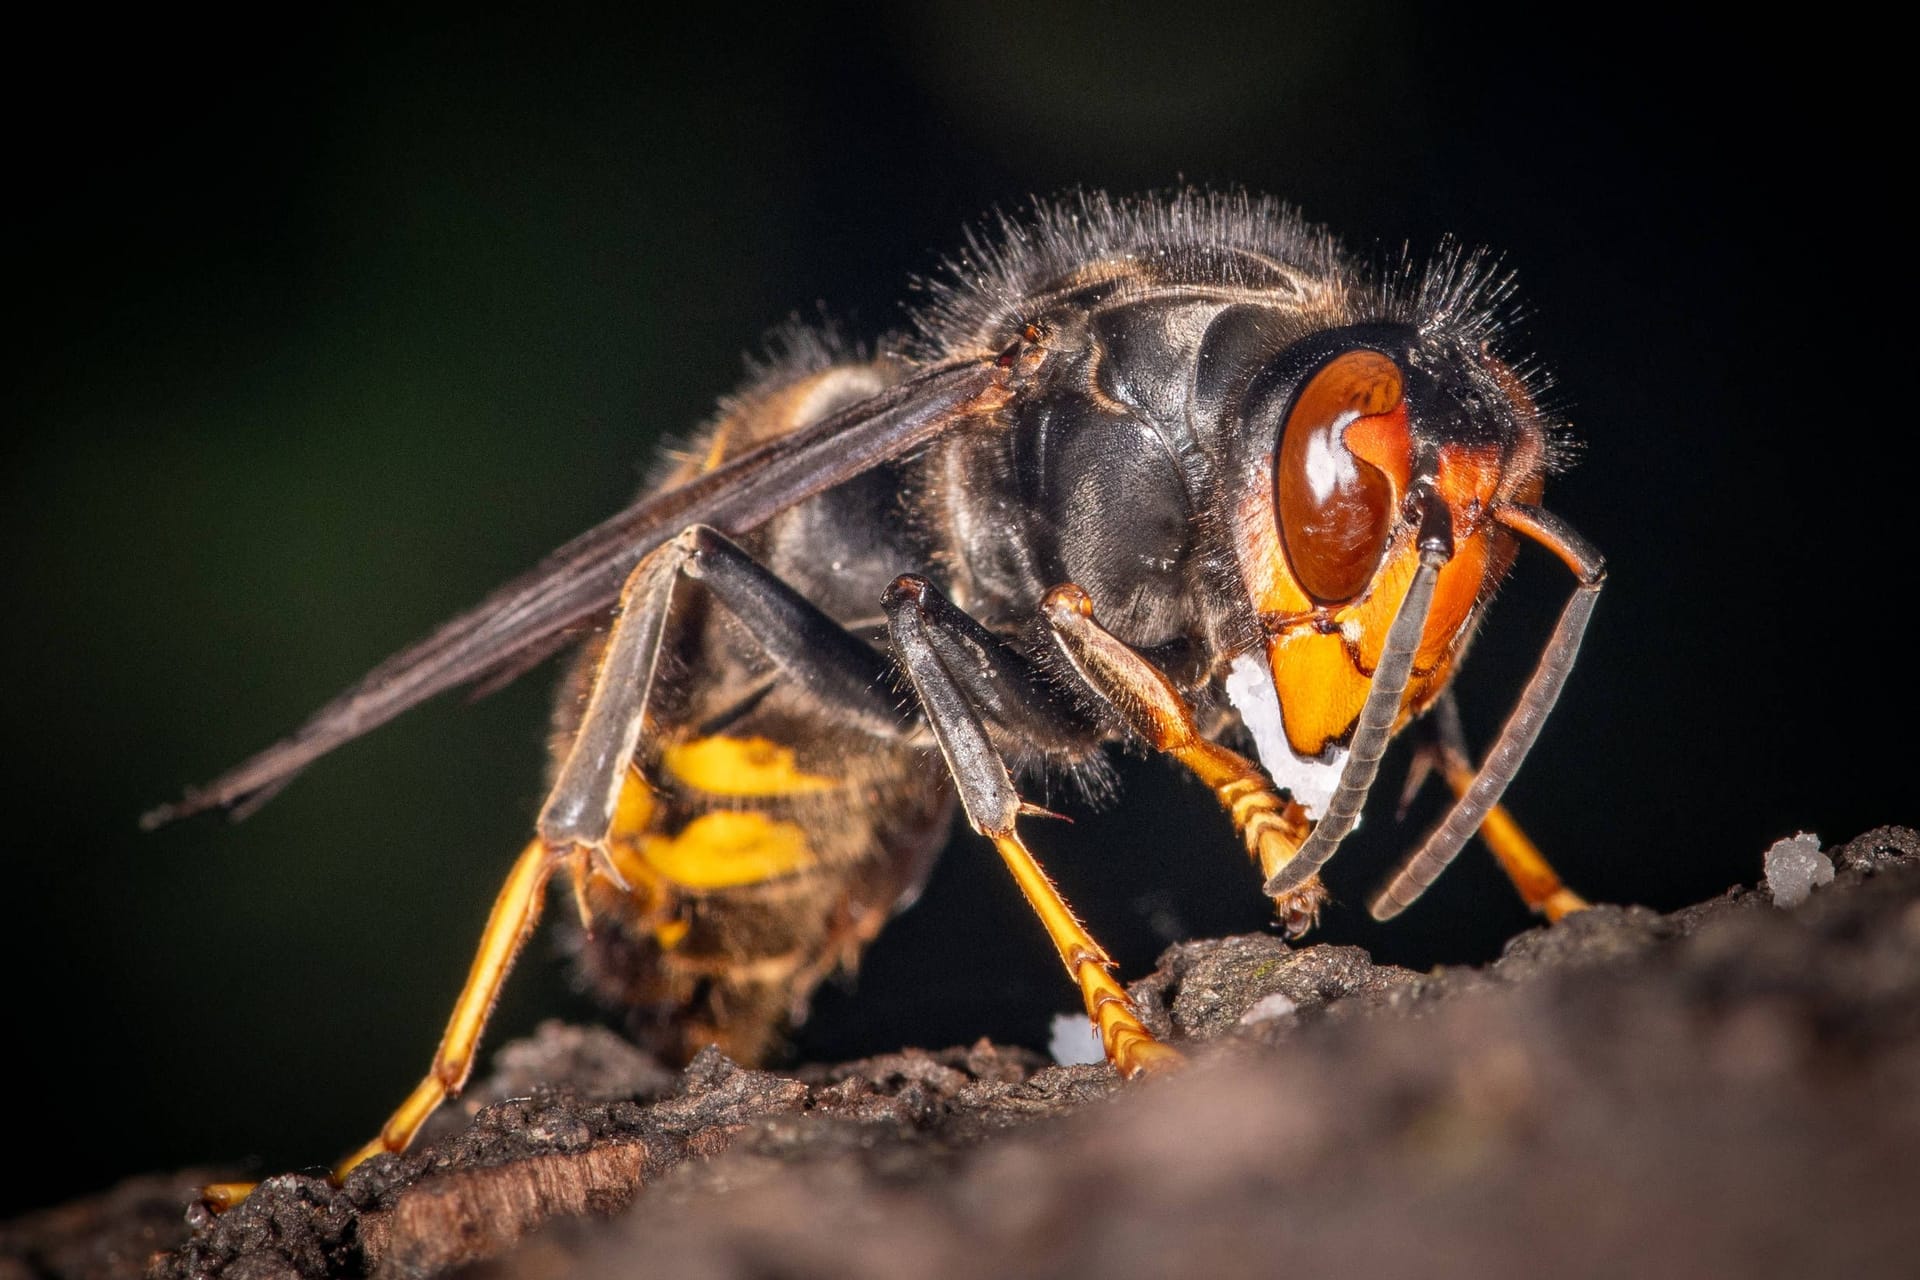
[6,826,1917,1280]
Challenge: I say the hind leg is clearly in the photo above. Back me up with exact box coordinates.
[317,526,914,1182]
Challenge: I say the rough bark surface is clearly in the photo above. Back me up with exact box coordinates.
[6,826,1917,1280]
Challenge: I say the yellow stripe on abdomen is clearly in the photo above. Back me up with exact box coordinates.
[604,742,826,895]
[661,735,837,796]
[637,810,816,889]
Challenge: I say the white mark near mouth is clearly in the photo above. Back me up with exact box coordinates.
[1224,651,1348,821]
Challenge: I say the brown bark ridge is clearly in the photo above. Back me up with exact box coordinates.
[5,826,1917,1280]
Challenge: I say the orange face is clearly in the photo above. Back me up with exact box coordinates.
[1228,348,1540,764]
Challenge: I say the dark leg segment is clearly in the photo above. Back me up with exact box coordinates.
[895,580,1092,753]
[542,525,913,850]
[680,526,914,740]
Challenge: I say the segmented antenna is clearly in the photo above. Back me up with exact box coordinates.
[1369,504,1604,919]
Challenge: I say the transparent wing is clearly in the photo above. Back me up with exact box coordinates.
[145,357,1008,826]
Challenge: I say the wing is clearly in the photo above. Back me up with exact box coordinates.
[144,356,1012,827]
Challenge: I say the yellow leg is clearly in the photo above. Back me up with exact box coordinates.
[202,837,561,1209]
[1175,742,1325,932]
[1040,585,1326,932]
[199,1181,257,1211]
[1442,759,1588,921]
[336,837,558,1178]
[989,830,1181,1077]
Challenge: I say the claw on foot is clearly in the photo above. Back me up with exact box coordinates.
[1274,875,1330,938]
[1113,1030,1185,1077]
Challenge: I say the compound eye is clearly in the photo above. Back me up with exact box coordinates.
[1276,349,1409,604]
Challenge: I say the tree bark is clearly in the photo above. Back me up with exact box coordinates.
[5,827,1917,1280]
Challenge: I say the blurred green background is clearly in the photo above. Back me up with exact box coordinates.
[6,3,1905,1214]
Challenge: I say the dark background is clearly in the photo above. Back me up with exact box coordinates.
[6,4,1907,1216]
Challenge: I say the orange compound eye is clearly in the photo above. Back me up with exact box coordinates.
[1276,349,1411,604]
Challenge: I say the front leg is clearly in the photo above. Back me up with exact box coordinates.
[1039,585,1328,936]
[1402,692,1590,922]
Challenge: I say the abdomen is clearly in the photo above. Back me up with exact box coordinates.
[555,352,954,1065]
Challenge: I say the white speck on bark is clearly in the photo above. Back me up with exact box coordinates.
[1237,993,1300,1026]
[1048,1012,1105,1066]
[1764,832,1833,908]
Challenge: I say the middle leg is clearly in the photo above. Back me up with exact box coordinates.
[881,575,1180,1077]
